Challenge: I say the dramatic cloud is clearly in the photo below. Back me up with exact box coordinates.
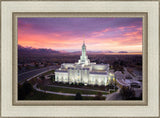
[18,17,142,52]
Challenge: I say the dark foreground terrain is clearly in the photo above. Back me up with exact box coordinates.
[18,46,142,100]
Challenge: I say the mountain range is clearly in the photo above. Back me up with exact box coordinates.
[18,45,128,55]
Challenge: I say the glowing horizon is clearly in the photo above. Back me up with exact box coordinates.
[18,17,142,53]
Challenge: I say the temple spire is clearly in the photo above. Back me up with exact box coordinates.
[83,35,85,45]
[82,38,86,47]
[83,38,85,44]
[78,38,90,65]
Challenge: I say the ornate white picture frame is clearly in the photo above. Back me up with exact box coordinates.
[0,0,159,118]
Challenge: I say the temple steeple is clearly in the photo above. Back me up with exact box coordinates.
[82,39,86,58]
[83,38,85,44]
[78,39,90,65]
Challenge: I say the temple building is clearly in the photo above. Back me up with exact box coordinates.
[55,41,115,86]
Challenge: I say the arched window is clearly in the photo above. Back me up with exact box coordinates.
[95,79,98,85]
[101,80,105,86]
[98,80,101,86]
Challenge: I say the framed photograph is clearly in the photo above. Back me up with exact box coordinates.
[1,0,159,118]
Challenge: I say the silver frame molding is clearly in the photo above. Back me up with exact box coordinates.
[12,12,148,106]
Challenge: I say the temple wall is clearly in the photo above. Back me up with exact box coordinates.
[89,74,108,86]
[92,64,109,71]
[74,69,82,84]
[55,72,68,83]
[55,70,111,86]
[61,63,74,69]
[81,69,89,84]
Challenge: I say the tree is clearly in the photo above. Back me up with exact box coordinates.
[120,86,135,100]
[25,65,30,70]
[23,81,33,94]
[94,92,103,100]
[41,76,45,80]
[18,81,33,100]
[34,62,39,68]
[18,84,25,100]
[112,60,124,72]
[75,92,82,100]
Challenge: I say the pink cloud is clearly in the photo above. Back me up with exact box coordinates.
[18,23,142,52]
[91,28,111,37]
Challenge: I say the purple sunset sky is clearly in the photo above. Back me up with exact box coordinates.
[18,17,142,52]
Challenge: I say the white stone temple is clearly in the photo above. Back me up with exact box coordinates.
[55,40,114,86]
